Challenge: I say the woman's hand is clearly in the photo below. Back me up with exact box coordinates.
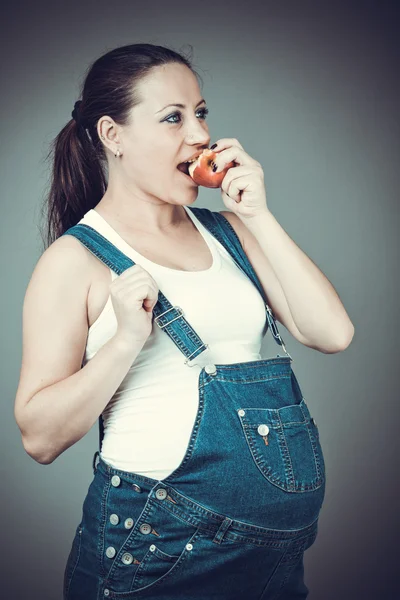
[110,264,159,345]
[211,138,269,219]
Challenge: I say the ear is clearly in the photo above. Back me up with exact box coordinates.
[98,116,121,145]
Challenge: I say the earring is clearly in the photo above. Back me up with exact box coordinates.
[115,148,122,158]
[101,135,105,141]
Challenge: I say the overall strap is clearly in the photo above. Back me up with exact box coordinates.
[188,207,291,357]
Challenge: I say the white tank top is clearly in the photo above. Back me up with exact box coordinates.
[79,205,268,479]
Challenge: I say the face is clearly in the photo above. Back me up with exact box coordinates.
[116,62,211,205]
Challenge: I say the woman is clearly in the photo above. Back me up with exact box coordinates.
[14,43,354,599]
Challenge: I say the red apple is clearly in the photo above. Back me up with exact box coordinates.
[188,148,236,188]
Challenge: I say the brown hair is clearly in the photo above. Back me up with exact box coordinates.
[39,43,203,250]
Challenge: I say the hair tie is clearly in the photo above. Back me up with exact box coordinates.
[71,100,86,128]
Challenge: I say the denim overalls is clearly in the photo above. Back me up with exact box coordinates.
[61,207,326,600]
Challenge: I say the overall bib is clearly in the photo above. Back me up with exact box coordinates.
[61,207,326,600]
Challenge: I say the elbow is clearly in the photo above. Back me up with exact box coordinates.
[22,435,57,465]
[336,322,355,352]
[322,323,355,354]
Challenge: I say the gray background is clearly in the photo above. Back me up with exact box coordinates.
[1,1,399,598]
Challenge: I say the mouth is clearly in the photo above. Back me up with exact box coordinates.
[177,167,199,184]
[177,146,209,175]
[177,162,192,176]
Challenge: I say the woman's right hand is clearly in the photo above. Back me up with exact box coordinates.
[110,264,159,345]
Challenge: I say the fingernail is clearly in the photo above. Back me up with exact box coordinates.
[210,143,217,150]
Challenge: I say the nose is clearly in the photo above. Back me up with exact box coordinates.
[185,123,210,146]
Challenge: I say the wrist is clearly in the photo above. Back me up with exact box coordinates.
[113,331,146,355]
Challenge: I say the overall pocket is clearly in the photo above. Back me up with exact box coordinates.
[105,528,202,598]
[238,398,325,492]
[130,540,184,592]
[63,522,83,598]
[103,490,202,597]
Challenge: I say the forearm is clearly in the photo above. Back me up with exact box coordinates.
[240,210,354,348]
[20,333,145,464]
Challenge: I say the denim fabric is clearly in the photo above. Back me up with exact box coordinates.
[62,207,326,599]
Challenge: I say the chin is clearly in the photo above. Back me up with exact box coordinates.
[175,188,199,202]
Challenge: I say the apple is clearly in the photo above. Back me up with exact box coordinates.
[188,148,236,188]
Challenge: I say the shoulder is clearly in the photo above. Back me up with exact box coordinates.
[38,233,93,275]
[27,234,94,302]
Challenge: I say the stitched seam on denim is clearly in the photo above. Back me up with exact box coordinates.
[107,528,143,588]
[70,233,124,275]
[214,531,291,549]
[156,315,205,361]
[112,529,201,597]
[156,487,227,523]
[162,384,205,482]
[279,423,323,492]
[270,549,296,600]
[154,495,275,543]
[131,541,180,590]
[259,547,287,598]
[249,425,293,491]
[278,410,295,492]
[106,490,157,584]
[64,526,83,596]
[203,359,290,373]
[307,423,325,484]
[149,497,212,534]
[98,474,112,578]
[200,372,296,389]
[68,225,130,272]
[223,522,317,547]
[272,544,309,599]
[153,494,319,543]
[97,461,158,489]
[240,415,322,492]
[152,545,180,561]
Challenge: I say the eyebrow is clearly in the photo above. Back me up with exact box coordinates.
[156,99,206,114]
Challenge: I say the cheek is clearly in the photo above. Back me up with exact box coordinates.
[126,138,177,181]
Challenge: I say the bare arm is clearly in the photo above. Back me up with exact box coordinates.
[14,236,144,465]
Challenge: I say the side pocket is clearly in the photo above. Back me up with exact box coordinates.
[126,529,201,595]
[239,398,325,492]
[63,523,83,599]
[131,543,179,590]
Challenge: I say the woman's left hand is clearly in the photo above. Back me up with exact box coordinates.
[212,138,269,219]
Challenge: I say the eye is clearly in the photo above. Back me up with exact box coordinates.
[165,107,209,124]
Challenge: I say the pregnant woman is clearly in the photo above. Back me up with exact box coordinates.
[14,42,354,599]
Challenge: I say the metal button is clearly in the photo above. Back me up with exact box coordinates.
[124,517,134,529]
[149,544,156,552]
[139,523,152,535]
[205,364,217,375]
[238,409,245,417]
[111,475,121,487]
[257,424,270,436]
[110,513,119,525]
[122,552,134,565]
[105,546,116,559]
[104,590,110,597]
[186,543,193,551]
[132,483,142,493]
[155,488,168,500]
